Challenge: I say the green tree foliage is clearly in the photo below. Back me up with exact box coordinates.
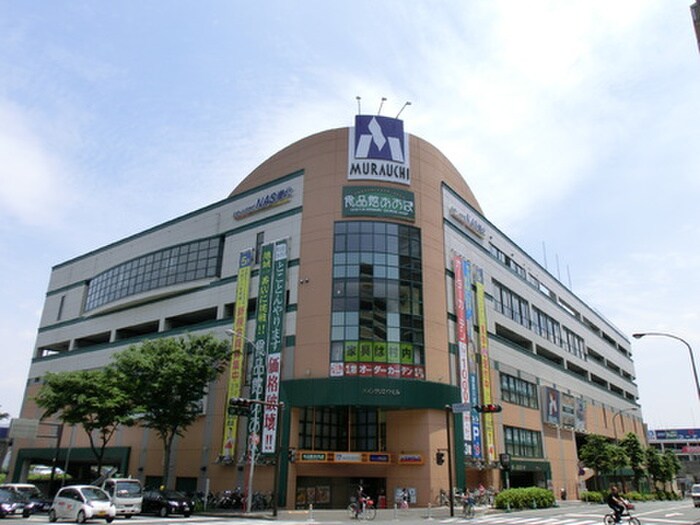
[662,449,681,484]
[579,434,634,490]
[33,369,136,475]
[111,334,230,488]
[646,446,664,488]
[620,432,647,490]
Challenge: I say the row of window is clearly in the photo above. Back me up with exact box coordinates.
[84,237,223,311]
[489,243,526,279]
[298,407,387,452]
[493,280,585,359]
[500,373,539,409]
[295,405,543,459]
[330,222,425,376]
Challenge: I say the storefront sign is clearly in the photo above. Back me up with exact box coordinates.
[342,186,415,221]
[233,187,294,220]
[397,454,424,465]
[449,206,486,238]
[297,451,392,464]
[348,115,410,185]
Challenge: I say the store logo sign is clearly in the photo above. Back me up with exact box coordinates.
[233,187,294,220]
[348,116,410,185]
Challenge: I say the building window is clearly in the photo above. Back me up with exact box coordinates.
[493,280,530,327]
[504,426,543,458]
[532,306,562,346]
[56,295,66,321]
[489,243,525,279]
[329,221,424,380]
[84,236,223,312]
[500,373,539,409]
[563,328,585,359]
[298,407,386,452]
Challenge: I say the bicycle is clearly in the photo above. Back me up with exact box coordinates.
[347,496,377,520]
[603,507,640,525]
[435,489,450,507]
[461,494,476,519]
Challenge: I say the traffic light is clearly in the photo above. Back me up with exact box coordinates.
[436,451,445,465]
[474,404,502,413]
[288,448,296,463]
[227,397,252,416]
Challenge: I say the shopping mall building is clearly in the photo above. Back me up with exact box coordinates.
[10,115,644,508]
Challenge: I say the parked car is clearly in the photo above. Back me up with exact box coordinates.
[0,483,52,513]
[141,489,193,517]
[0,488,32,519]
[48,485,116,523]
[691,484,700,507]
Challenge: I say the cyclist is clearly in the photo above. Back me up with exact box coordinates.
[606,485,626,524]
[462,489,476,518]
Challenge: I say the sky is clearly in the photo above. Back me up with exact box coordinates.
[0,1,698,431]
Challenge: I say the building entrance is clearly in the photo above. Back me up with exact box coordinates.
[295,476,386,510]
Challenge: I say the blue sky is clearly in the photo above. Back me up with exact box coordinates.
[1,1,698,429]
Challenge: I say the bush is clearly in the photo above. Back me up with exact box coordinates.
[623,491,644,502]
[652,490,681,501]
[580,491,604,503]
[494,487,555,510]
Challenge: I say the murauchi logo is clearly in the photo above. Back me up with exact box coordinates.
[348,115,410,185]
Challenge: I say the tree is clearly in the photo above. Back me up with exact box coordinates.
[0,406,8,420]
[579,434,629,491]
[111,334,230,488]
[620,432,647,491]
[646,446,665,490]
[662,449,682,489]
[33,369,136,475]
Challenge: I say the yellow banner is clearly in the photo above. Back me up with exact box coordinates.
[220,250,253,460]
[476,280,496,462]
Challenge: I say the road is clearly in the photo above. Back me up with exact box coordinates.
[7,500,700,525]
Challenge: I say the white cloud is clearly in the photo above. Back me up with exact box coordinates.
[0,101,76,228]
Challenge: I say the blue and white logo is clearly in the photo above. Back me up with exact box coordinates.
[354,115,405,162]
[349,115,410,186]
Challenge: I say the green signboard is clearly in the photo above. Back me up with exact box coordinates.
[342,186,415,222]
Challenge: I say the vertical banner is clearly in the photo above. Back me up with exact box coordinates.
[221,249,253,460]
[262,241,288,454]
[475,268,496,462]
[453,255,472,456]
[463,259,482,459]
[543,386,561,426]
[248,243,274,457]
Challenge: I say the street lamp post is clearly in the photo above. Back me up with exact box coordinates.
[612,408,638,440]
[225,329,284,515]
[632,332,700,402]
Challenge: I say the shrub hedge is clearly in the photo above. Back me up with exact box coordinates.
[494,487,555,510]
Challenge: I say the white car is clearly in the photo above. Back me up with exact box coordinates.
[49,485,116,523]
[691,483,700,508]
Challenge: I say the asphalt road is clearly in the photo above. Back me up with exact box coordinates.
[6,500,700,525]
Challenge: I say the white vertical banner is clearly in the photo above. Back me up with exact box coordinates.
[262,240,288,453]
